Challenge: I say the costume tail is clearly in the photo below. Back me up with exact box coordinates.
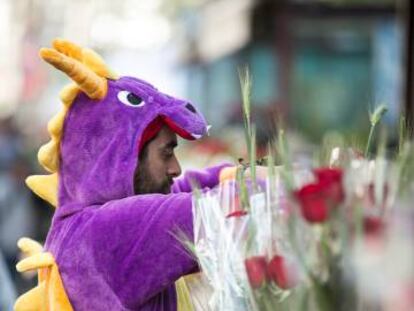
[14,238,73,311]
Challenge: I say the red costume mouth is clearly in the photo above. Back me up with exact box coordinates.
[138,116,197,154]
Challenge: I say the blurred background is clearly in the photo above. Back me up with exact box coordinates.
[0,0,412,306]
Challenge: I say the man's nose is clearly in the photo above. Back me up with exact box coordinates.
[168,155,182,178]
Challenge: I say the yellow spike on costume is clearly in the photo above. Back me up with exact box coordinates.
[39,48,107,100]
[59,83,80,106]
[82,48,119,79]
[16,252,54,272]
[14,282,46,311]
[17,238,43,256]
[38,140,59,173]
[47,108,67,139]
[25,174,58,207]
[52,38,83,61]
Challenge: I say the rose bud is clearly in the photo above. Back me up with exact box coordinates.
[267,255,299,290]
[244,256,268,289]
[314,168,344,205]
[295,183,329,223]
[363,216,385,236]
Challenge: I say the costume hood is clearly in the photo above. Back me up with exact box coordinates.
[26,39,209,212]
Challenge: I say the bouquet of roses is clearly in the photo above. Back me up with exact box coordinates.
[188,70,414,311]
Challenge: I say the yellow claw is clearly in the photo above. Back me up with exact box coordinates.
[25,174,58,208]
[16,252,54,273]
[14,282,46,311]
[17,238,43,256]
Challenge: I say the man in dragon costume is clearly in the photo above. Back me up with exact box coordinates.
[15,39,235,311]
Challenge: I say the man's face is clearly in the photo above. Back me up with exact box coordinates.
[133,125,182,194]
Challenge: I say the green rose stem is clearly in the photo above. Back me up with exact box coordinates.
[239,67,252,153]
[399,115,407,155]
[236,165,250,211]
[277,129,294,191]
[365,105,388,157]
[257,287,276,311]
[250,126,257,189]
[239,67,257,190]
[396,115,413,197]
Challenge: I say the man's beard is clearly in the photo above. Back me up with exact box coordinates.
[133,164,172,195]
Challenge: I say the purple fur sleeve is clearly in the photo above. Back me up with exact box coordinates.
[171,163,233,193]
[81,192,197,308]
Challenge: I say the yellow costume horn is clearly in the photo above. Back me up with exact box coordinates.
[52,38,83,61]
[39,48,107,100]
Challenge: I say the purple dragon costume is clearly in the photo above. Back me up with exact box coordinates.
[14,39,233,311]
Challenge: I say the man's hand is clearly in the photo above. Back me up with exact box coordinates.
[243,165,269,180]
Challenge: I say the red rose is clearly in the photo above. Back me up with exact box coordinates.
[295,168,345,224]
[314,168,344,204]
[295,183,329,223]
[244,256,268,289]
[363,216,385,236]
[314,168,342,182]
[362,216,386,251]
[267,255,298,290]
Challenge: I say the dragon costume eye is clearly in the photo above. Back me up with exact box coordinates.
[117,91,145,107]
